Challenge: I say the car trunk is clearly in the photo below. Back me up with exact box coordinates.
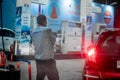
[96,52,120,71]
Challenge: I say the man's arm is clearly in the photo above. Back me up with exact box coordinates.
[48,29,56,46]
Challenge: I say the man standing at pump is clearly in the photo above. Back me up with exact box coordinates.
[31,14,59,80]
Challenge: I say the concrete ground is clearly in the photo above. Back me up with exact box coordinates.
[14,59,85,80]
[54,59,85,80]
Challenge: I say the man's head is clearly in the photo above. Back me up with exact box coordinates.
[37,14,47,26]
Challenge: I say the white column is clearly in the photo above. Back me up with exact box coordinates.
[80,0,93,54]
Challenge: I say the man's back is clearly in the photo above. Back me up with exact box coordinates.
[32,27,55,60]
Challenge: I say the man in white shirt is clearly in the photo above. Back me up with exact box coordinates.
[31,14,59,80]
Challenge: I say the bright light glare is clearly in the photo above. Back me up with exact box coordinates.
[21,46,29,55]
[105,6,112,12]
[66,0,73,5]
[88,48,95,56]
[20,44,30,55]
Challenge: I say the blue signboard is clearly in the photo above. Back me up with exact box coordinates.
[86,2,114,32]
[92,2,114,28]
[46,0,80,32]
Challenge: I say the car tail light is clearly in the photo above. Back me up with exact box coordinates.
[87,48,96,62]
[88,48,95,56]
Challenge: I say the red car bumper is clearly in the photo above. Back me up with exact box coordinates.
[84,66,120,80]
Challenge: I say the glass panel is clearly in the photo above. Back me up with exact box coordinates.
[4,30,15,37]
[100,34,120,54]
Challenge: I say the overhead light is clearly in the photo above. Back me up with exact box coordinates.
[110,2,117,6]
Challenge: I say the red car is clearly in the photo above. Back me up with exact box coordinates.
[83,28,120,80]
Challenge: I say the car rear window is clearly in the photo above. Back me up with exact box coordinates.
[0,29,15,37]
[100,34,120,53]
